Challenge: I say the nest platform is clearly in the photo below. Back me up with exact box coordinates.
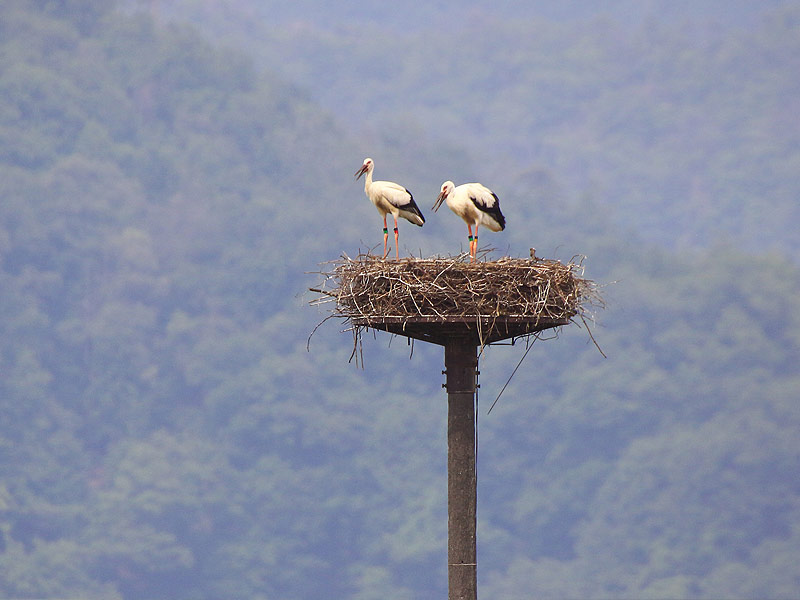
[311,252,600,347]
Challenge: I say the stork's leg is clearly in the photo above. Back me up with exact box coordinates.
[382,215,389,259]
[393,216,399,261]
[473,224,479,261]
[468,224,474,261]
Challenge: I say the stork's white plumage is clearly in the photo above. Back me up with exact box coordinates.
[432,181,506,261]
[355,157,425,260]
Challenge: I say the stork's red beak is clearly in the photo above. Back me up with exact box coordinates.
[355,164,368,179]
[432,190,446,212]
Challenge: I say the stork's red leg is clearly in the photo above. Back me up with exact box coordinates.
[473,224,479,262]
[468,224,475,262]
[393,216,399,261]
[382,215,389,259]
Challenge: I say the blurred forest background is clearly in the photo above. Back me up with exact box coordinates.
[1,0,799,598]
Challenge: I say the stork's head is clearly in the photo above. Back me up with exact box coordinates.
[354,157,374,180]
[432,181,455,211]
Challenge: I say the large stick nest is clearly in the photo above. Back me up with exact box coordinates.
[310,251,602,330]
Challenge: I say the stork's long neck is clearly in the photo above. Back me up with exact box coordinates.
[363,167,373,193]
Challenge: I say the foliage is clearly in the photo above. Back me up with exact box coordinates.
[163,0,800,256]
[0,2,799,599]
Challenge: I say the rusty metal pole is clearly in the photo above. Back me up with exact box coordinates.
[444,337,478,600]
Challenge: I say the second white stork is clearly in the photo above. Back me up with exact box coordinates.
[432,181,506,261]
[355,157,425,260]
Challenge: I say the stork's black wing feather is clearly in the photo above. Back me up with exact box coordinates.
[398,189,426,225]
[470,193,505,230]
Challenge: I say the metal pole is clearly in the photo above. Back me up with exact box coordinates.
[444,337,478,600]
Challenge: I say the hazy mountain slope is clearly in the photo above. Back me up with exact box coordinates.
[1,3,799,599]
[132,1,800,256]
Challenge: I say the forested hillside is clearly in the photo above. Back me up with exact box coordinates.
[1,1,799,599]
[148,0,800,256]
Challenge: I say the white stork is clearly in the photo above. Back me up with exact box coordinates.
[355,157,425,260]
[432,181,506,261]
